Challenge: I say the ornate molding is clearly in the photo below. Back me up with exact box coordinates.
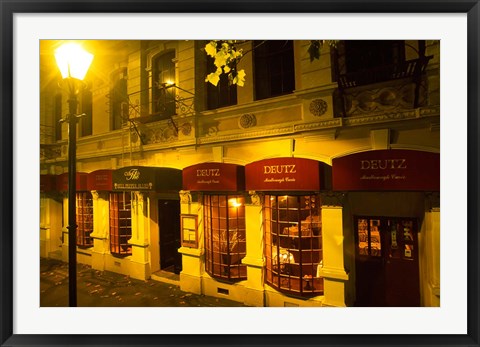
[321,192,347,207]
[179,190,192,204]
[248,191,264,206]
[294,118,342,132]
[309,99,328,117]
[343,82,428,117]
[344,110,417,127]
[425,192,440,210]
[199,125,293,144]
[134,191,145,203]
[91,190,99,200]
[239,113,257,129]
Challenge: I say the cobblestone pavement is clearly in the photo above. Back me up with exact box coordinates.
[40,258,248,307]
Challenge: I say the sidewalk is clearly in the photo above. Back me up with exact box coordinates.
[40,258,248,307]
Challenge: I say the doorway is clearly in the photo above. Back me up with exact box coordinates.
[354,216,420,306]
[158,199,181,274]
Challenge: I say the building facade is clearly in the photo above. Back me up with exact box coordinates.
[40,39,440,307]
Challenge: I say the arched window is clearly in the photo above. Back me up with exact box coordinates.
[264,194,324,297]
[204,194,247,282]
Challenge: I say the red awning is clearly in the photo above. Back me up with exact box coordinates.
[245,157,331,191]
[332,149,440,191]
[40,174,56,193]
[183,162,245,191]
[87,170,113,191]
[56,172,88,192]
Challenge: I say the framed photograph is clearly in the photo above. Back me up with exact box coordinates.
[181,214,198,248]
[1,1,479,347]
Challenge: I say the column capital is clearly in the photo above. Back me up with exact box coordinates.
[248,190,264,206]
[425,192,440,210]
[134,191,147,203]
[91,190,99,200]
[179,190,192,204]
[321,192,347,207]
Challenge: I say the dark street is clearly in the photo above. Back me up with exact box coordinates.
[40,258,247,307]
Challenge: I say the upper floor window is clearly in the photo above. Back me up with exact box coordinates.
[80,84,92,137]
[206,55,237,110]
[204,194,247,282]
[337,40,407,88]
[344,40,405,74]
[253,40,295,101]
[153,51,176,119]
[54,93,62,141]
[110,68,128,130]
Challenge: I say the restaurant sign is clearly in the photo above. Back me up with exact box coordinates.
[112,166,182,192]
[332,149,440,191]
[245,157,332,191]
[182,162,245,191]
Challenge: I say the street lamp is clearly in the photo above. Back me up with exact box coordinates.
[54,42,93,307]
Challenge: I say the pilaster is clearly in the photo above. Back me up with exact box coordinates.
[90,191,109,271]
[178,190,204,294]
[241,191,266,307]
[129,192,151,280]
[422,192,440,306]
[319,192,349,307]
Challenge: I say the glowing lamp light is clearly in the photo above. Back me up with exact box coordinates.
[55,43,94,80]
[229,198,242,208]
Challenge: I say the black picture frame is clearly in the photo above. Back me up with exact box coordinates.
[1,1,479,346]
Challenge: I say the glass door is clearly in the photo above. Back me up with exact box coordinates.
[354,216,420,306]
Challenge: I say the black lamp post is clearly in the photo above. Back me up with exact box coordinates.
[54,42,93,307]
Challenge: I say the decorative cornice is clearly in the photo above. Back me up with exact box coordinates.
[294,118,342,132]
[198,125,294,144]
[343,106,439,127]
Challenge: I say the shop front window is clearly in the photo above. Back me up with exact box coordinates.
[76,192,93,247]
[204,194,247,282]
[109,192,132,256]
[264,194,324,297]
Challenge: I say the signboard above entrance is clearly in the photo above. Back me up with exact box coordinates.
[112,166,182,192]
[182,162,245,191]
[332,149,440,191]
[245,157,332,191]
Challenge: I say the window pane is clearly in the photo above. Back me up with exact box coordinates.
[109,192,132,256]
[254,40,295,100]
[204,194,246,282]
[76,192,93,247]
[264,194,324,297]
